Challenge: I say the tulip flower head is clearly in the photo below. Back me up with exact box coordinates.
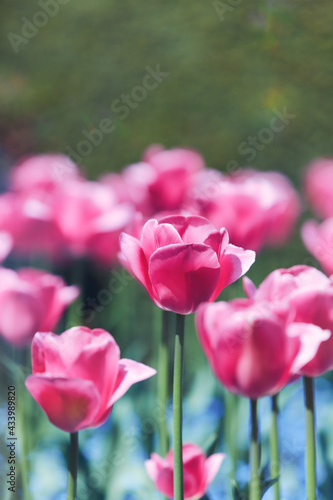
[186,168,300,251]
[0,268,79,347]
[145,444,225,500]
[10,154,81,193]
[244,265,333,378]
[25,327,156,432]
[301,218,333,275]
[120,215,255,314]
[304,158,333,219]
[196,265,331,398]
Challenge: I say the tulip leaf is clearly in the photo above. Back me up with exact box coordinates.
[231,480,245,500]
[260,477,279,497]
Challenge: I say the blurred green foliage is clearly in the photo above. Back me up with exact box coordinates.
[1,0,333,186]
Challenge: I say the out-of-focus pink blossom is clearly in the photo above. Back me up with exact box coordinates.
[120,215,255,314]
[100,146,205,216]
[0,191,65,260]
[145,444,225,500]
[10,154,81,193]
[54,179,134,266]
[0,268,79,346]
[301,219,333,275]
[196,294,328,399]
[304,158,333,219]
[186,168,301,251]
[25,327,156,432]
[243,266,333,378]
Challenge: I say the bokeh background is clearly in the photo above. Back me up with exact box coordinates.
[1,1,333,499]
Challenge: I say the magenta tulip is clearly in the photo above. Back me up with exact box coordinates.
[301,218,333,275]
[196,266,331,398]
[145,444,225,500]
[243,265,333,378]
[304,158,333,219]
[243,265,330,304]
[102,146,204,216]
[54,179,134,266]
[0,268,79,346]
[25,327,156,432]
[10,154,81,193]
[120,215,255,314]
[187,168,300,251]
[0,190,66,260]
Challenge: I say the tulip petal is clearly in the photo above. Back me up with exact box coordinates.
[211,244,256,300]
[158,215,217,243]
[288,322,331,376]
[0,289,41,347]
[203,228,229,260]
[205,453,226,485]
[109,358,156,406]
[243,277,257,299]
[31,331,66,374]
[141,219,182,259]
[119,233,154,298]
[149,243,221,314]
[145,453,167,481]
[25,375,100,433]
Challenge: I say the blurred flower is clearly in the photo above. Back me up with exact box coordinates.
[243,265,329,302]
[304,158,333,219]
[54,179,134,266]
[10,154,81,193]
[145,443,225,499]
[244,265,333,378]
[0,190,65,260]
[25,327,156,432]
[196,265,331,398]
[120,215,255,314]
[0,268,79,346]
[301,218,333,275]
[196,299,326,399]
[101,145,205,216]
[0,232,12,262]
[186,168,301,251]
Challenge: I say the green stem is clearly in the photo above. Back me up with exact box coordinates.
[303,377,317,500]
[67,432,79,500]
[249,399,260,500]
[158,310,171,457]
[173,314,185,500]
[270,394,280,500]
[225,391,238,478]
[16,348,31,500]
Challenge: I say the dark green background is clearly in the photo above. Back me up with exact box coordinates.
[1,0,333,186]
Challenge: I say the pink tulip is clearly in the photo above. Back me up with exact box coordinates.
[243,265,333,378]
[101,146,205,216]
[301,218,333,275]
[0,191,66,260]
[243,265,330,302]
[0,268,79,346]
[120,215,255,314]
[10,154,81,193]
[0,232,12,262]
[145,444,225,499]
[304,158,333,219]
[25,327,156,432]
[196,295,329,398]
[54,179,134,266]
[186,168,300,251]
[281,280,333,377]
